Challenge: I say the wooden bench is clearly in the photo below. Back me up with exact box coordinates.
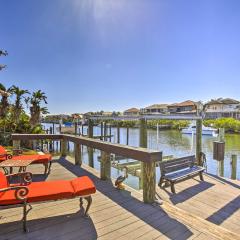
[158,155,205,193]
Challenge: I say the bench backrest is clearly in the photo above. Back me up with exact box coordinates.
[160,155,196,175]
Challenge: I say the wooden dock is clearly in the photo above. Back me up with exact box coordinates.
[1,156,239,240]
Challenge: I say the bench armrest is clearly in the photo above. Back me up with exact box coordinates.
[0,186,29,201]
[6,172,32,185]
[0,153,12,159]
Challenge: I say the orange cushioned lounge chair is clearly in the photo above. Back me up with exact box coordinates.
[0,171,96,232]
[0,145,52,174]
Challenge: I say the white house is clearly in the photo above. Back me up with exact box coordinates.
[205,98,240,119]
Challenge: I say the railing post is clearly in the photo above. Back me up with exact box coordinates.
[100,151,111,180]
[139,118,155,203]
[88,119,94,167]
[13,140,20,149]
[74,142,82,166]
[196,119,202,165]
[142,160,156,203]
[61,139,67,157]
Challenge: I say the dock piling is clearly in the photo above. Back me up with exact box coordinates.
[231,154,237,180]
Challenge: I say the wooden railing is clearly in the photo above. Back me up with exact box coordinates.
[12,133,162,203]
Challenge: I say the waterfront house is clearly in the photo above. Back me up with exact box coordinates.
[140,104,169,114]
[123,108,140,116]
[167,100,197,114]
[205,98,240,119]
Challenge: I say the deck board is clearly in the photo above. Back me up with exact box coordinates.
[156,171,240,235]
[0,156,239,240]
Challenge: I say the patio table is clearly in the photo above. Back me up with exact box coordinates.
[0,159,35,174]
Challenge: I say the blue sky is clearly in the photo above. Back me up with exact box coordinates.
[1,0,240,114]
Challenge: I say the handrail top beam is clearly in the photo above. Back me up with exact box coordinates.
[11,133,162,163]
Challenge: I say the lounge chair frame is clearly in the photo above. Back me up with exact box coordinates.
[0,173,93,232]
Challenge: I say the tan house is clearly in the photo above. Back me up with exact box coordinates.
[168,100,197,114]
[140,104,169,114]
[205,98,240,119]
[123,108,140,116]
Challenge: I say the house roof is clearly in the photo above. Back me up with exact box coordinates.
[168,100,196,107]
[144,104,169,110]
[206,98,240,105]
[124,108,140,113]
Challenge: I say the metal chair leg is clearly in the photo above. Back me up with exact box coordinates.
[84,196,92,217]
[44,163,48,174]
[80,197,83,207]
[22,202,32,233]
[48,161,52,173]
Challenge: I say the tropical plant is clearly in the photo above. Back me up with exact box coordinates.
[25,90,49,127]
[0,49,8,71]
[9,85,29,123]
[0,83,11,118]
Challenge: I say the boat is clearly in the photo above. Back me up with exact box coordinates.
[181,123,218,136]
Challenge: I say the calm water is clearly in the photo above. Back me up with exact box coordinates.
[43,123,240,189]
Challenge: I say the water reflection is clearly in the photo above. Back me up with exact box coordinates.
[43,124,240,189]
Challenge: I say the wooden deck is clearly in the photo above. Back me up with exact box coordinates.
[0,156,239,240]
[156,172,240,235]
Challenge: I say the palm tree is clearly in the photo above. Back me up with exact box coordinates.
[0,49,8,71]
[26,90,49,127]
[0,83,11,118]
[9,85,29,123]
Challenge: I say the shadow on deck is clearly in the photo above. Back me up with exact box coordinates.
[0,157,198,240]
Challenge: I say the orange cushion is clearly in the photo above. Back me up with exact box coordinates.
[0,176,96,205]
[0,146,7,161]
[0,180,74,205]
[0,146,7,155]
[0,172,9,198]
[12,154,52,164]
[71,176,96,196]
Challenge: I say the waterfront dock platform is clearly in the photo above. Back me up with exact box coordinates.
[0,156,239,240]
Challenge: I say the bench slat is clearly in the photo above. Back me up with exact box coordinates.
[164,166,204,181]
[162,155,195,167]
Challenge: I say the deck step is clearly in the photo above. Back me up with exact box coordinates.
[160,201,240,240]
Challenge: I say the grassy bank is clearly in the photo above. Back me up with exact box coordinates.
[104,119,189,130]
[204,118,240,133]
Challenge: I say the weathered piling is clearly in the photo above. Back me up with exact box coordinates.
[100,122,103,140]
[104,122,107,141]
[126,127,129,145]
[231,154,237,180]
[74,122,78,135]
[196,119,202,165]
[100,151,111,180]
[109,124,112,142]
[117,123,120,144]
[49,127,53,152]
[218,128,225,177]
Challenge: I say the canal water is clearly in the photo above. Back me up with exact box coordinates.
[43,123,240,189]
